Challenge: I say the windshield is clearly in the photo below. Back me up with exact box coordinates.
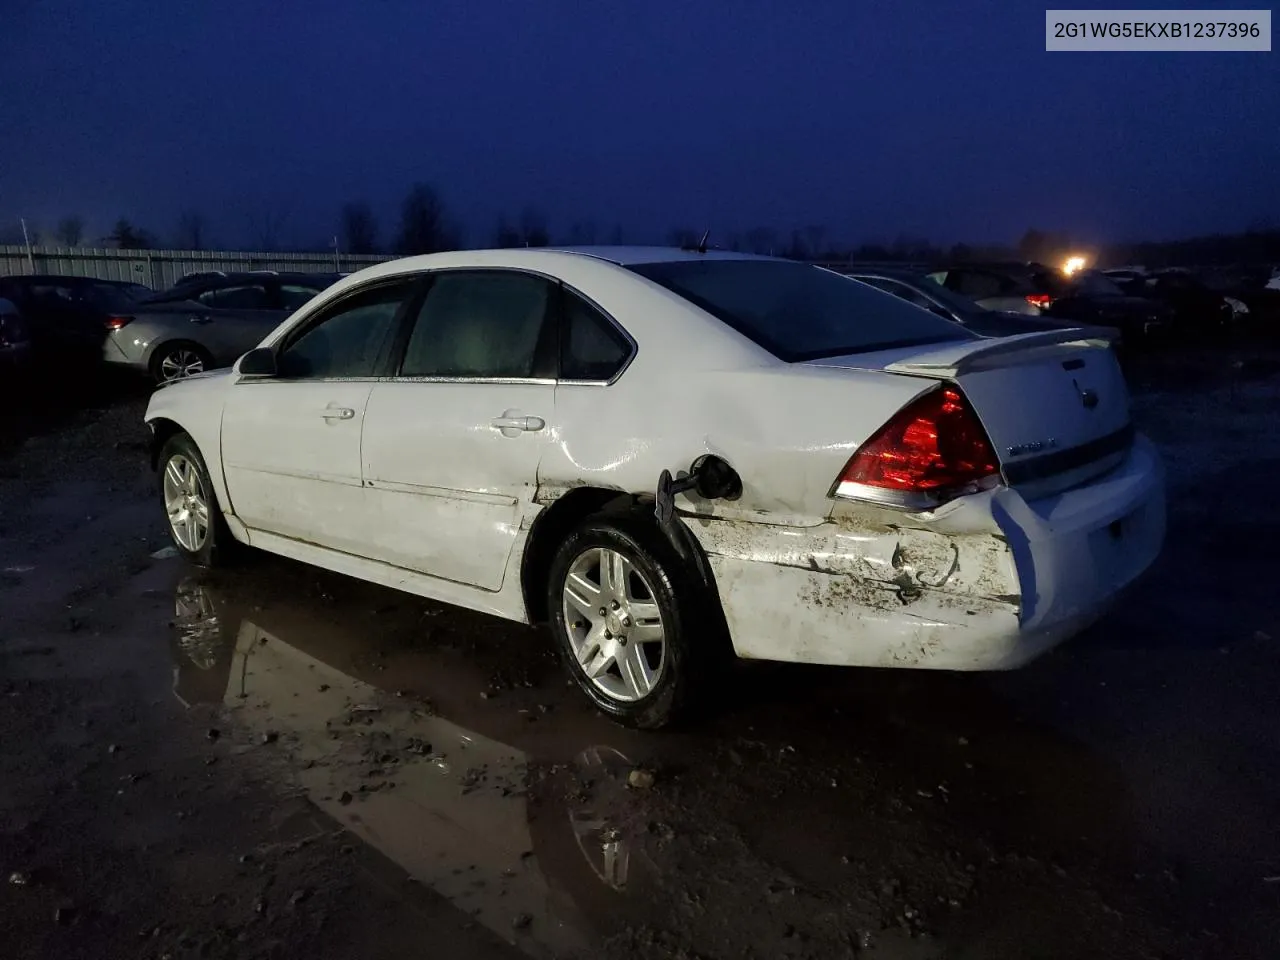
[627,259,973,362]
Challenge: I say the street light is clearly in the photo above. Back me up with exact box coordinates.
[1062,255,1087,276]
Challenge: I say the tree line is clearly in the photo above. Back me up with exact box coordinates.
[6,188,1279,269]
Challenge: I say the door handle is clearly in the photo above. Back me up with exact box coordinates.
[490,415,545,432]
[321,406,356,421]
[188,316,211,325]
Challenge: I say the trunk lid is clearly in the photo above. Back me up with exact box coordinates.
[807,330,1133,494]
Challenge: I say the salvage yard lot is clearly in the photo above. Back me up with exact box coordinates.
[1,346,1278,960]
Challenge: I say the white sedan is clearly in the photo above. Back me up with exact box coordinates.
[145,247,1166,728]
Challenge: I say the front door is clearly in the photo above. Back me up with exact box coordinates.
[360,269,557,591]
[220,278,418,554]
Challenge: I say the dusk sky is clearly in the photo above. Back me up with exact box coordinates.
[2,0,1276,250]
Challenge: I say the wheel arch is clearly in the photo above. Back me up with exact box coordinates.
[147,413,236,521]
[148,417,187,471]
[520,486,726,633]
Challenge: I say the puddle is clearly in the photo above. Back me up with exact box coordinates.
[169,576,657,957]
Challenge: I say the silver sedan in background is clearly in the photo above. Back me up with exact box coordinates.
[106,271,341,382]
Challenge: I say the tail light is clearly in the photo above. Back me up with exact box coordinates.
[105,315,134,331]
[1025,294,1053,310]
[831,385,1000,508]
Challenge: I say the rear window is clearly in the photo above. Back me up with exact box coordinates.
[627,259,972,362]
[81,283,144,310]
[1068,271,1125,297]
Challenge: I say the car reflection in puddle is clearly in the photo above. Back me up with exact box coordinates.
[170,577,655,958]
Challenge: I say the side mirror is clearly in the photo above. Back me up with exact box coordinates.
[237,347,277,377]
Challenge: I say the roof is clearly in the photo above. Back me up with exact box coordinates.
[539,245,776,266]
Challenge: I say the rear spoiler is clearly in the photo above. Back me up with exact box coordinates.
[884,328,1116,379]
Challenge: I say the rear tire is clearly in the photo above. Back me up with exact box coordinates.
[151,341,213,384]
[546,513,714,729]
[157,432,237,568]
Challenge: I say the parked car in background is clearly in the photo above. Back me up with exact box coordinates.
[928,264,1173,344]
[924,262,1062,315]
[145,247,1165,729]
[847,266,1114,338]
[0,296,33,375]
[120,271,342,382]
[0,275,152,371]
[1194,265,1280,334]
[1105,268,1234,338]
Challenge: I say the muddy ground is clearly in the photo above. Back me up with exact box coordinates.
[1,352,1278,960]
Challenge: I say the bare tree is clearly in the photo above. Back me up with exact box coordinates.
[784,229,808,260]
[175,210,208,250]
[519,207,549,247]
[566,220,598,245]
[802,225,827,260]
[667,227,699,248]
[395,183,452,255]
[340,201,378,254]
[246,202,292,252]
[744,227,777,255]
[493,216,521,248]
[108,219,154,249]
[54,216,84,246]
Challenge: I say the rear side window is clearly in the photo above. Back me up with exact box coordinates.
[198,284,271,309]
[560,290,631,381]
[400,271,551,379]
[628,260,970,362]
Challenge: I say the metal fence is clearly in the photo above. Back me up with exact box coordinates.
[0,245,393,290]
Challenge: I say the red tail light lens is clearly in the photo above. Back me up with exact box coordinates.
[105,315,133,331]
[1025,294,1053,310]
[832,385,1000,506]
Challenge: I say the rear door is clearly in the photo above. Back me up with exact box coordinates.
[220,278,417,554]
[360,269,557,591]
[191,281,288,365]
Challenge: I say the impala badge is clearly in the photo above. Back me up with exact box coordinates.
[1007,438,1058,457]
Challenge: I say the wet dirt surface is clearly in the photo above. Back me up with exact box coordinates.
[2,349,1279,959]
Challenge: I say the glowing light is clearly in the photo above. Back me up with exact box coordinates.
[1062,255,1087,276]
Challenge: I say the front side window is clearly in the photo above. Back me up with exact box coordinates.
[277,281,413,379]
[560,290,631,381]
[400,271,551,379]
[628,260,970,362]
[198,284,271,310]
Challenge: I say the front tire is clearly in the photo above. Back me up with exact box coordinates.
[157,433,235,567]
[547,514,709,729]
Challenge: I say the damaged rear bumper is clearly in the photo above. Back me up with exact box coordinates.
[686,435,1166,671]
